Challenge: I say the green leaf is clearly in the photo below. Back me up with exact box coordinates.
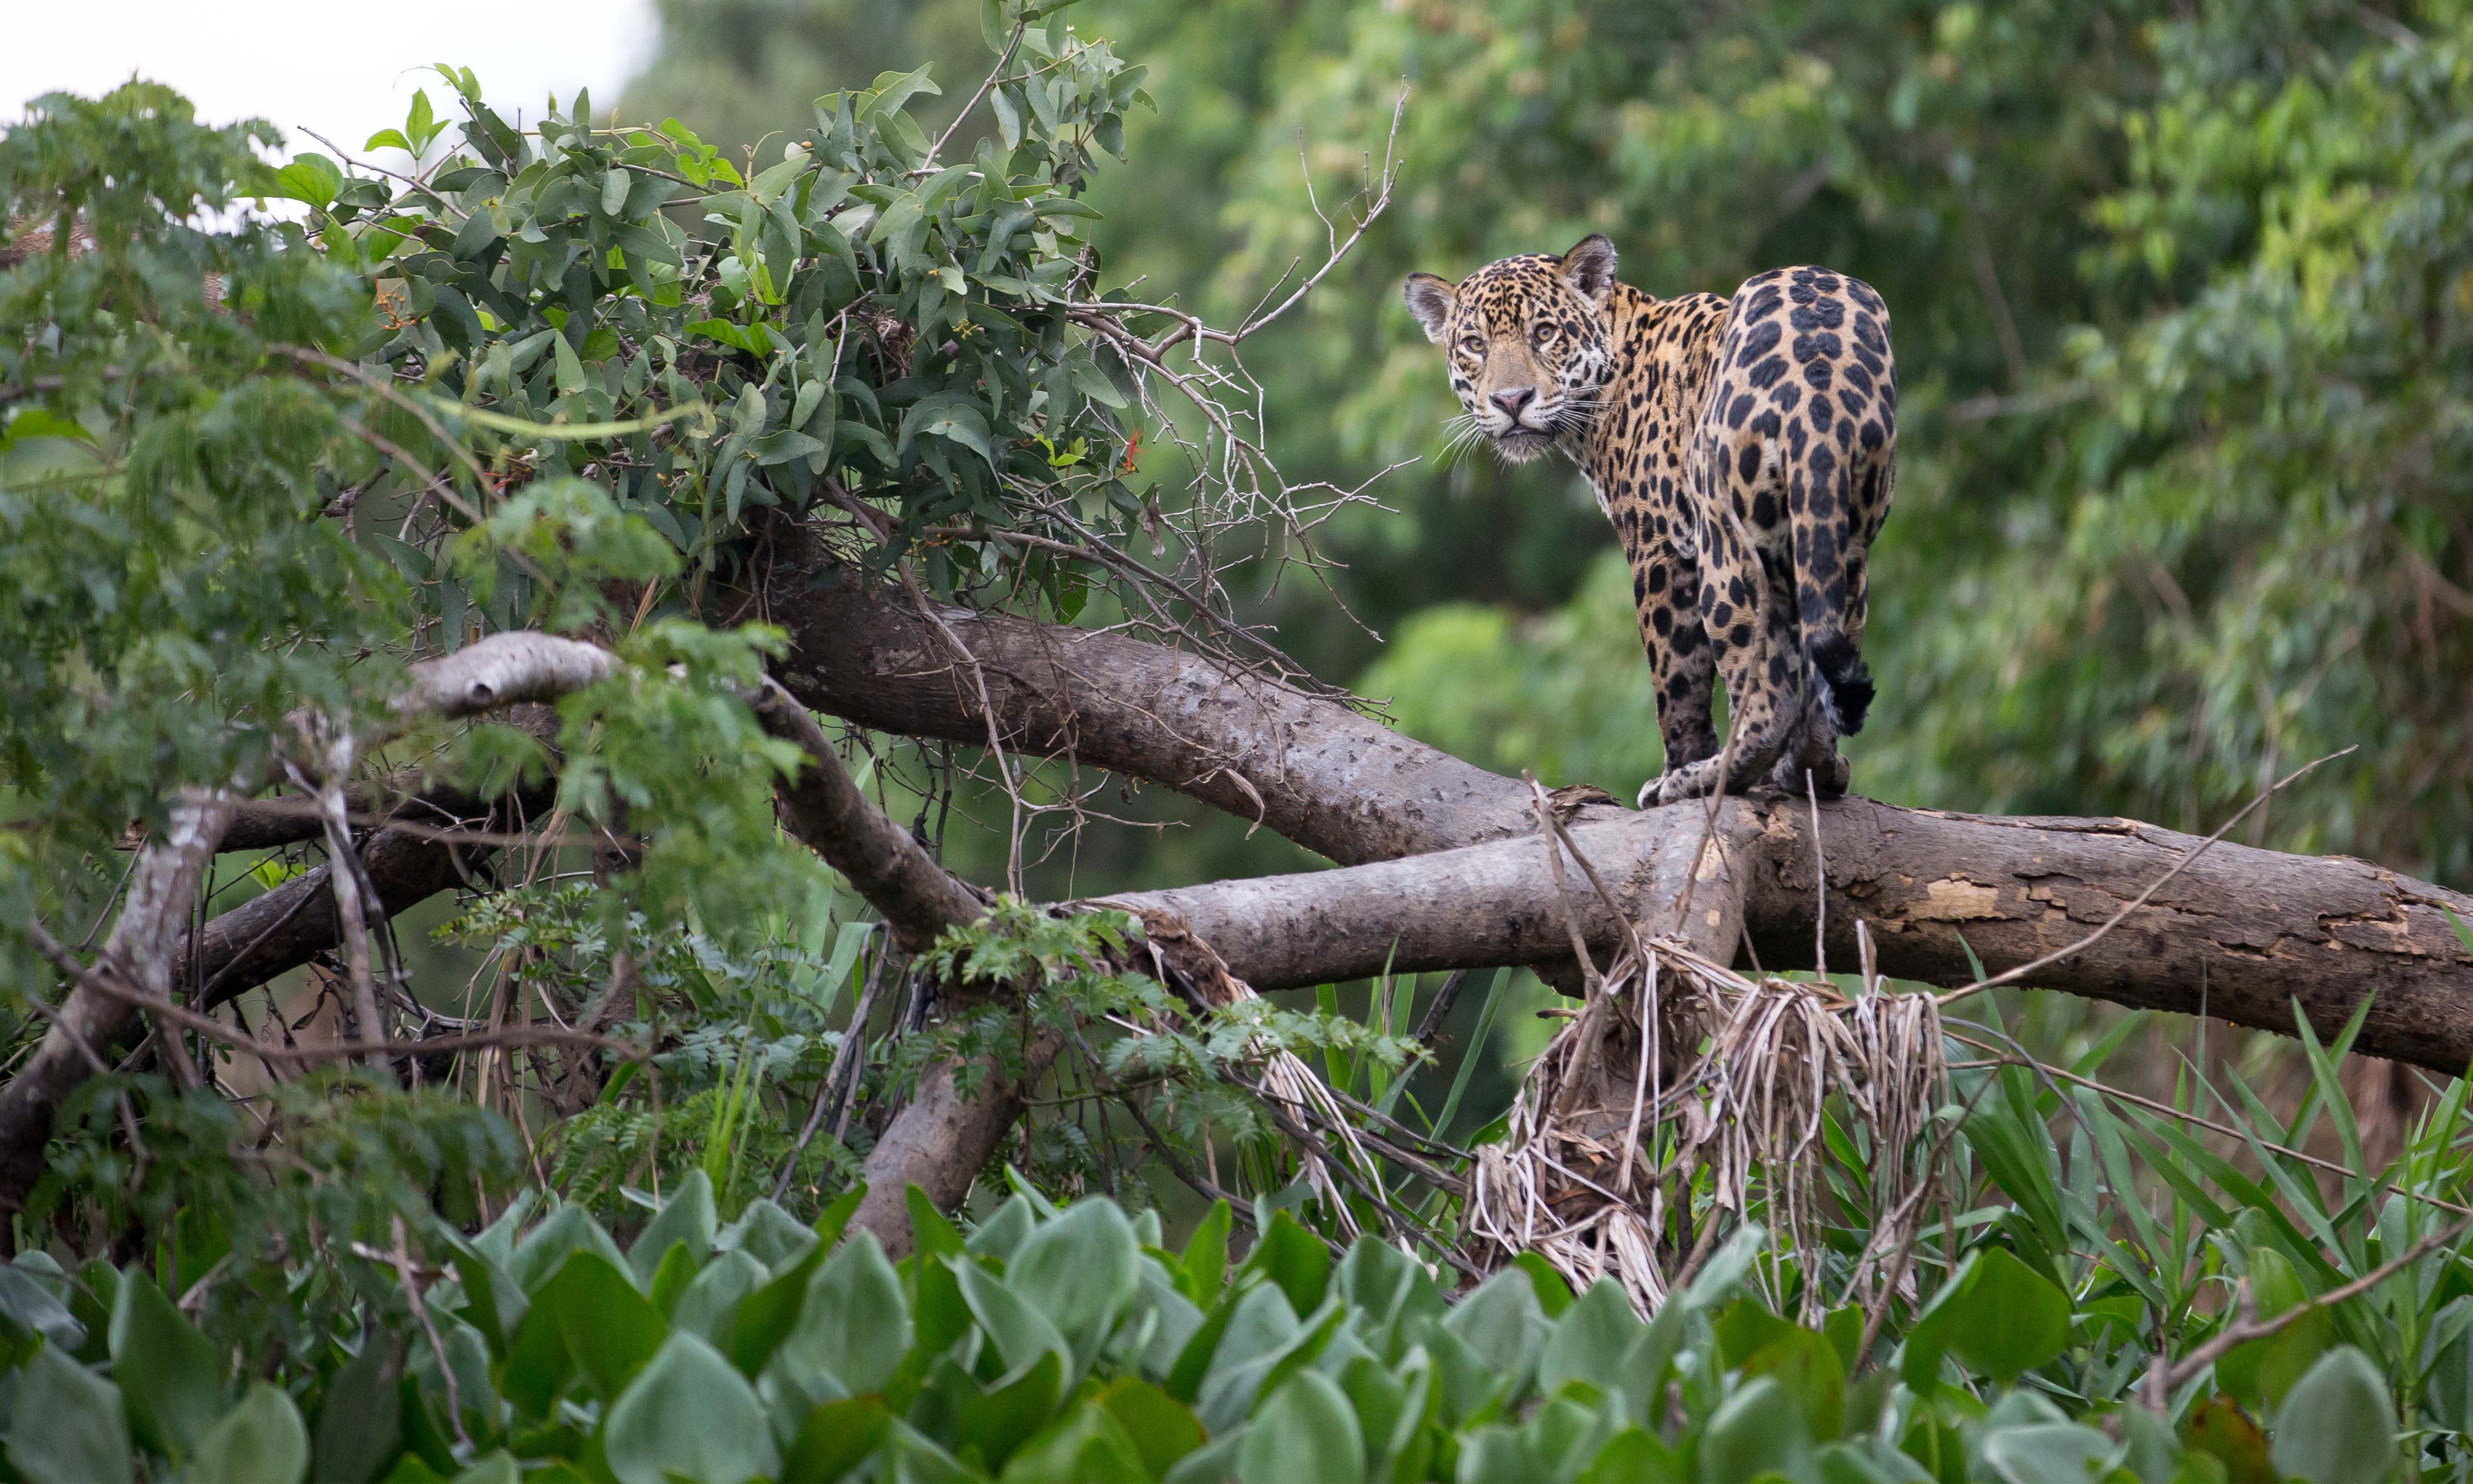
[1236,1210,1330,1319]
[1740,1328,1846,1441]
[906,1186,969,1266]
[1440,1267,1547,1399]
[999,1402,1150,1484]
[1697,1375,1809,1482]
[6,1344,134,1484]
[634,1177,724,1284]
[1511,1252,1575,1319]
[685,318,772,355]
[1094,1377,1205,1478]
[967,1196,1038,1263]
[2183,1396,2274,1480]
[1577,1427,1686,1484]
[956,1259,1073,1391]
[311,1338,401,1484]
[189,1384,309,1484]
[863,64,943,122]
[544,1251,668,1399]
[1978,1423,2118,1484]
[782,1395,892,1483]
[447,1453,520,1484]
[602,1334,780,1484]
[1712,1298,1795,1369]
[1237,1371,1363,1484]
[2271,1346,2399,1484]
[723,1241,825,1375]
[1538,1280,1646,1397]
[769,1232,910,1402]
[259,152,344,208]
[958,1350,1063,1469]
[1942,1248,2071,1386]
[1180,1202,1232,1305]
[0,1265,83,1349]
[1009,1199,1141,1359]
[507,1203,630,1295]
[991,88,1023,151]
[108,1269,225,1459]
[717,1198,821,1275]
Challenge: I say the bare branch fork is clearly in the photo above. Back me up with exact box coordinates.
[0,633,614,1227]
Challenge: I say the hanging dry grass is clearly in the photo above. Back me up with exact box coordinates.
[1467,934,1947,1321]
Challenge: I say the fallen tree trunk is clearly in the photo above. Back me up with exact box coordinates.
[761,562,2473,1072]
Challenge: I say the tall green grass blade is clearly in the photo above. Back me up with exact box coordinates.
[1431,968,1505,1140]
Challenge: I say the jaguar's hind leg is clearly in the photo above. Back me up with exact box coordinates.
[1651,533,1802,804]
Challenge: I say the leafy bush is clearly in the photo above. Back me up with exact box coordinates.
[0,1175,2423,1483]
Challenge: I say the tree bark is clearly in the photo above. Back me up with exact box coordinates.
[0,793,235,1242]
[761,542,1537,867]
[760,565,2473,1071]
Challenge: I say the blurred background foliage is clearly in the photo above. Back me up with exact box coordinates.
[625,0,2473,897]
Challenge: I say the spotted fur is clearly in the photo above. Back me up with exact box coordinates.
[1406,235,1896,805]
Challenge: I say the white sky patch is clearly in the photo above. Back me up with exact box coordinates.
[2,1,659,167]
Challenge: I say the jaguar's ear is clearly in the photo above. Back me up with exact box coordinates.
[1403,272,1456,344]
[1559,233,1618,304]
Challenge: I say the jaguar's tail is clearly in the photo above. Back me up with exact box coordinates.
[1807,630,1874,736]
[1791,469,1875,736]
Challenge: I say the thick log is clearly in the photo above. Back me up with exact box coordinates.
[1739,800,2473,1074]
[761,564,2473,1073]
[762,544,1535,867]
[1102,808,1754,989]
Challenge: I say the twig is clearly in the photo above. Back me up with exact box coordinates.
[62,969,643,1069]
[774,931,886,1201]
[391,1214,470,1450]
[1806,770,1828,982]
[921,23,1026,173]
[1526,776,1605,996]
[2159,1208,2473,1394]
[1409,968,1471,1048]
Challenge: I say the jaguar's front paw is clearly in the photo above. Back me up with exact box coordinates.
[1635,776,1661,809]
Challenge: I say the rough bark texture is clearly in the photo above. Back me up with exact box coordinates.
[1739,799,2473,1073]
[190,822,504,1013]
[1101,809,1754,990]
[387,631,614,724]
[762,543,1537,867]
[762,567,2473,1072]
[754,681,988,953]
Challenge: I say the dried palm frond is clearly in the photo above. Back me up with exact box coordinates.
[1467,934,1946,1321]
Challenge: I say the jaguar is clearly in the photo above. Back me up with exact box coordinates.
[1405,235,1896,805]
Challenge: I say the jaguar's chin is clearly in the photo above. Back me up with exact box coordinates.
[1492,431,1555,465]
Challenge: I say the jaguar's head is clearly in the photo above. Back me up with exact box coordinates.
[1403,233,1619,465]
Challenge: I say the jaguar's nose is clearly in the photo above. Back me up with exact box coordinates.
[1489,387,1536,423]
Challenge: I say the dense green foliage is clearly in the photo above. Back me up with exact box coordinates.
[0,1167,2449,1484]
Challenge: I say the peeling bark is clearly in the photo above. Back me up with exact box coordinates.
[1740,799,2473,1074]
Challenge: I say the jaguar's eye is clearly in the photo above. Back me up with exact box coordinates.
[1459,335,1485,358]
[1532,325,1558,349]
